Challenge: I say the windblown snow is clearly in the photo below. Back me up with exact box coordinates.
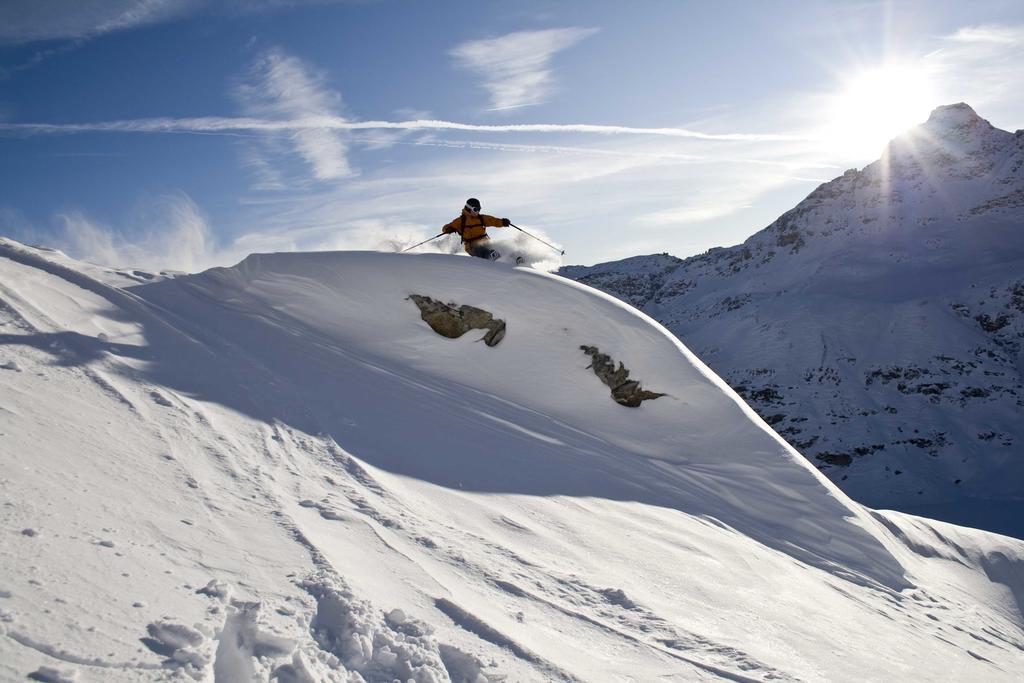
[1,238,1023,681]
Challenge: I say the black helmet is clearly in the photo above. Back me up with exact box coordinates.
[465,197,481,212]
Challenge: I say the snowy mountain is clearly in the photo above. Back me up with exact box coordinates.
[561,103,1024,538]
[2,238,1024,681]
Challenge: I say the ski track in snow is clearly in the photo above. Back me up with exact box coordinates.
[2,238,1024,681]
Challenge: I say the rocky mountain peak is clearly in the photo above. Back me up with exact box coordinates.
[921,102,989,135]
[884,102,1007,168]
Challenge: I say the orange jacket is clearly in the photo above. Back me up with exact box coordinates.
[442,208,505,244]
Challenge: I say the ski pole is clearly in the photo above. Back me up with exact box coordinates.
[508,223,564,255]
[401,233,445,253]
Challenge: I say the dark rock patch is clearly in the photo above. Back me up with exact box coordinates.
[749,385,785,403]
[580,345,665,407]
[816,451,853,467]
[975,313,1011,332]
[408,295,506,346]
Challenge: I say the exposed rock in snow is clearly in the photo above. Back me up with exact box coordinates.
[580,345,665,407]
[409,294,507,346]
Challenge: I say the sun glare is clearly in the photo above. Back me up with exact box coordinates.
[825,64,936,159]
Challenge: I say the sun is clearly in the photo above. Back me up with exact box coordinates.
[824,64,937,158]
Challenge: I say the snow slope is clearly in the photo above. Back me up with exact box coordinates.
[561,104,1024,537]
[2,237,1024,681]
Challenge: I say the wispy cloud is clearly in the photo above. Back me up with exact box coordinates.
[0,0,353,80]
[945,24,1024,45]
[0,0,351,45]
[924,23,1024,126]
[0,116,801,142]
[0,0,197,77]
[450,28,598,110]
[237,145,289,191]
[0,0,198,45]
[406,137,838,170]
[409,137,704,162]
[634,203,753,228]
[234,48,354,184]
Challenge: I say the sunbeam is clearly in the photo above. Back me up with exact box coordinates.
[824,63,937,158]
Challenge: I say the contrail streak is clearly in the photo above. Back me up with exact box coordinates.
[0,115,802,142]
[408,137,839,169]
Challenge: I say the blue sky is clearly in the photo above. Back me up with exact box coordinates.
[1,0,1023,270]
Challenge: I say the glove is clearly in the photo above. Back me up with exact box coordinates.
[501,218,511,226]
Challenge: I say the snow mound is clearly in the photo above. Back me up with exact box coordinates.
[1,239,1023,681]
[139,250,908,585]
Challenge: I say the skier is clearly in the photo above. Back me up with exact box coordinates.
[442,198,515,261]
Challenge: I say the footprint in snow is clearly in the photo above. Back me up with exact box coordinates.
[28,666,78,683]
[150,390,173,407]
[196,579,231,602]
[141,620,209,670]
[599,587,638,609]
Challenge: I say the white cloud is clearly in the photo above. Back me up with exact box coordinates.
[450,28,598,110]
[235,48,354,184]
